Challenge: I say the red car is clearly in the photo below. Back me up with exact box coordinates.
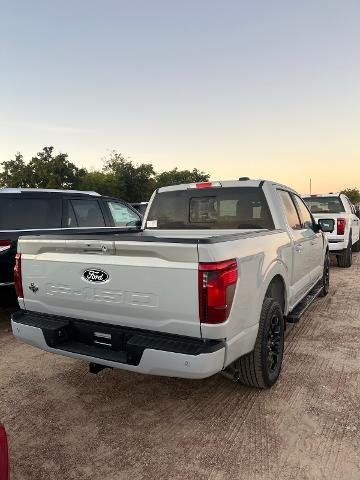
[0,424,9,480]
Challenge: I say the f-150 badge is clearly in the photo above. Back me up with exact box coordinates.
[83,269,109,283]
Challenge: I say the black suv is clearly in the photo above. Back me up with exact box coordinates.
[0,188,141,304]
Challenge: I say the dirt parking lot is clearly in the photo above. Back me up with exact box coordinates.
[1,255,359,480]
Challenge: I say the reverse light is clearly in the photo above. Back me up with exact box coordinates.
[0,240,12,253]
[0,424,9,480]
[337,218,346,236]
[14,253,23,298]
[199,259,238,324]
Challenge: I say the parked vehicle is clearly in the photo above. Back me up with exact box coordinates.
[303,193,360,267]
[0,424,9,480]
[131,202,148,216]
[12,179,334,388]
[0,188,141,303]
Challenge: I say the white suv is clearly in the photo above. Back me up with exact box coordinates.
[303,193,360,267]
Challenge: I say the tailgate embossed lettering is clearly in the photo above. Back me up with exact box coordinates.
[45,283,158,307]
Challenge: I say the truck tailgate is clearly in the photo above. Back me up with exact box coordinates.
[19,238,201,338]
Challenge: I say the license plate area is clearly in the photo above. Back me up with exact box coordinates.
[70,321,131,352]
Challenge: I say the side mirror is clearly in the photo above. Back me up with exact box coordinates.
[318,218,335,233]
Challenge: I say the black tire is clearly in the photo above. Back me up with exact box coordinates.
[352,238,360,252]
[337,238,353,268]
[236,298,284,389]
[320,250,330,297]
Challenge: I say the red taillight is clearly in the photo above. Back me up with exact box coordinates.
[14,253,23,298]
[0,425,9,480]
[0,240,12,253]
[199,259,238,324]
[337,218,346,236]
[196,182,213,189]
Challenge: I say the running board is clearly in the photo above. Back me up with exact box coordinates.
[286,283,323,323]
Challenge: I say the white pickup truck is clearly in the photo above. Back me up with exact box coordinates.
[303,193,360,268]
[12,179,334,389]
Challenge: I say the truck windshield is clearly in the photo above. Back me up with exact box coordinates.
[303,196,344,214]
[147,187,274,229]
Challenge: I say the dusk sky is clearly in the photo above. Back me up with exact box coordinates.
[1,0,359,194]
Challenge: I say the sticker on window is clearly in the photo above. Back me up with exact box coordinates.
[190,197,217,223]
[147,220,158,228]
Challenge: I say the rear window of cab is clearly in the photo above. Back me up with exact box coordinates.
[146,187,274,230]
[303,196,345,214]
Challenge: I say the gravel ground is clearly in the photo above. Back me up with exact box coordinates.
[0,254,359,480]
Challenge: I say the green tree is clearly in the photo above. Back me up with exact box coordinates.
[27,146,86,189]
[341,188,360,204]
[0,147,211,202]
[102,151,156,202]
[0,147,86,189]
[155,167,210,189]
[79,171,117,197]
[0,153,32,187]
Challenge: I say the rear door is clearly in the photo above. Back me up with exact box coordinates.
[292,194,323,283]
[278,190,313,305]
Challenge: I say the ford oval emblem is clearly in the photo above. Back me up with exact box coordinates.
[83,269,109,283]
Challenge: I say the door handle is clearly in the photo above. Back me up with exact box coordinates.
[295,244,303,252]
[310,240,317,245]
[83,248,104,253]
[83,244,109,254]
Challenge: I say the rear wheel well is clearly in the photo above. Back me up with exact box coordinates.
[265,275,286,314]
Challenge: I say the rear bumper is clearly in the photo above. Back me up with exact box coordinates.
[11,311,226,379]
[328,239,346,252]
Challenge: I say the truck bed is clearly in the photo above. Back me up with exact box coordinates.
[16,228,285,339]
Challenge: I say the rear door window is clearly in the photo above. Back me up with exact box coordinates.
[292,195,314,229]
[0,197,62,230]
[278,191,302,230]
[71,199,105,227]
